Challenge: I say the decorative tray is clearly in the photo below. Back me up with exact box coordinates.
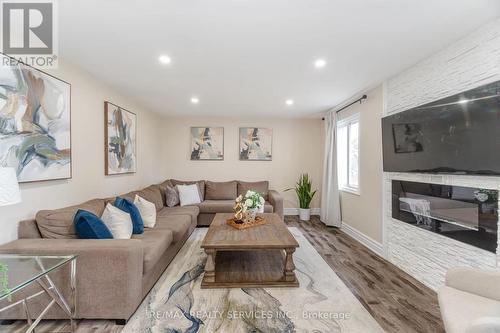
[227,216,267,230]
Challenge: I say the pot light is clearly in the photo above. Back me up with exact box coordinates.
[191,97,199,104]
[314,59,326,68]
[285,99,294,106]
[158,55,171,65]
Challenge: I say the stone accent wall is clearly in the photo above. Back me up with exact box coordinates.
[383,18,500,291]
[386,19,500,116]
[383,173,499,290]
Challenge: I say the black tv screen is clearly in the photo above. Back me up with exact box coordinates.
[382,80,500,175]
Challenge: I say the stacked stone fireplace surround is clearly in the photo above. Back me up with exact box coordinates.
[382,19,500,291]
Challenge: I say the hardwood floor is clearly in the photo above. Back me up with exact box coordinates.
[285,216,444,333]
[1,216,444,333]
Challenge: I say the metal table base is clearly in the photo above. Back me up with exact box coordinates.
[0,257,77,333]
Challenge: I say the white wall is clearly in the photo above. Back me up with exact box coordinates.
[337,85,384,244]
[161,117,323,209]
[0,60,165,245]
[384,18,500,290]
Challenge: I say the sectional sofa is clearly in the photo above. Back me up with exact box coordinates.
[0,179,283,321]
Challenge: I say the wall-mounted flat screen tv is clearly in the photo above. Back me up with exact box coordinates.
[382,80,500,175]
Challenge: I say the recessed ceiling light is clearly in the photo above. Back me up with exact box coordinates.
[314,59,326,68]
[191,97,199,104]
[158,55,171,65]
[285,99,294,106]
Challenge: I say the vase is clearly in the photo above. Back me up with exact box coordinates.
[299,208,311,221]
[244,208,258,223]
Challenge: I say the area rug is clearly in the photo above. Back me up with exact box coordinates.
[122,227,384,333]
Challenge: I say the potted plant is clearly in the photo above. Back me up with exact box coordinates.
[236,190,265,222]
[286,174,317,221]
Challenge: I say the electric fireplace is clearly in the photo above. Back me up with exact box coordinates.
[392,180,498,253]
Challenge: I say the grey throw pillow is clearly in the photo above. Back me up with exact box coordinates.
[165,185,180,207]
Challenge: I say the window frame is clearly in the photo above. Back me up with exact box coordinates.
[336,113,360,195]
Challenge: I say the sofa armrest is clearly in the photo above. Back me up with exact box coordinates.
[0,239,144,319]
[268,190,284,220]
[466,317,500,333]
[446,267,500,302]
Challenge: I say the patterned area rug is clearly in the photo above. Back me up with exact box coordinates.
[122,227,384,333]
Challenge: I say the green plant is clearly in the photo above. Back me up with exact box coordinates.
[285,174,317,209]
[0,263,11,301]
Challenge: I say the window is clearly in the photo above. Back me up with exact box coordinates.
[337,114,360,194]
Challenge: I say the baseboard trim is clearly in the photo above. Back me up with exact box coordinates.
[284,208,321,216]
[340,222,384,257]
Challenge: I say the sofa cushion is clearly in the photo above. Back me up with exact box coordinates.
[134,195,157,228]
[170,179,205,200]
[132,229,173,274]
[198,200,273,214]
[164,185,180,207]
[205,181,237,200]
[177,184,201,206]
[119,191,137,203]
[438,286,500,333]
[115,197,144,234]
[136,185,164,211]
[238,181,269,200]
[74,210,113,239]
[155,214,193,243]
[101,203,133,239]
[36,199,106,239]
[158,206,199,226]
[158,180,174,206]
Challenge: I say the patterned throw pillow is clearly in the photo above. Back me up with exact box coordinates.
[165,185,180,207]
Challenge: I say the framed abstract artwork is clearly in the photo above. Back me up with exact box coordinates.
[239,127,272,161]
[190,127,224,160]
[0,54,71,182]
[105,102,137,175]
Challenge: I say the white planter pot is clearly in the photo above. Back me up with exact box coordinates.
[299,208,311,221]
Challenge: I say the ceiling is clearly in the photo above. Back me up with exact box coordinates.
[59,0,500,118]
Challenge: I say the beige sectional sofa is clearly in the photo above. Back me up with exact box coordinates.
[0,179,283,321]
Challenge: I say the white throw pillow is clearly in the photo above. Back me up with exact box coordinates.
[177,184,201,206]
[101,203,133,239]
[134,195,156,228]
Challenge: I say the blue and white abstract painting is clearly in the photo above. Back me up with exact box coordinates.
[105,102,136,175]
[0,54,71,182]
[239,127,272,161]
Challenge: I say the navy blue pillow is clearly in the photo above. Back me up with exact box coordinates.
[115,197,144,234]
[74,209,113,239]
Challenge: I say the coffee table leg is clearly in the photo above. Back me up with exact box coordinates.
[284,248,296,282]
[204,249,216,283]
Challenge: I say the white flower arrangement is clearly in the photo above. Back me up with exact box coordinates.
[235,190,265,212]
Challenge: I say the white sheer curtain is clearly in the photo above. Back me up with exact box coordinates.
[320,111,342,227]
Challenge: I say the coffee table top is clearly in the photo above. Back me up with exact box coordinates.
[0,254,77,300]
[201,213,299,249]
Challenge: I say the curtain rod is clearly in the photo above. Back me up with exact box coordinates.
[322,94,367,120]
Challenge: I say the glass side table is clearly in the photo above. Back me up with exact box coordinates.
[0,255,77,333]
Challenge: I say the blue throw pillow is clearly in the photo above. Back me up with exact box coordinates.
[115,197,144,234]
[74,209,113,239]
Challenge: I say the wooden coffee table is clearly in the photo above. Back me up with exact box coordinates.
[201,213,299,288]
